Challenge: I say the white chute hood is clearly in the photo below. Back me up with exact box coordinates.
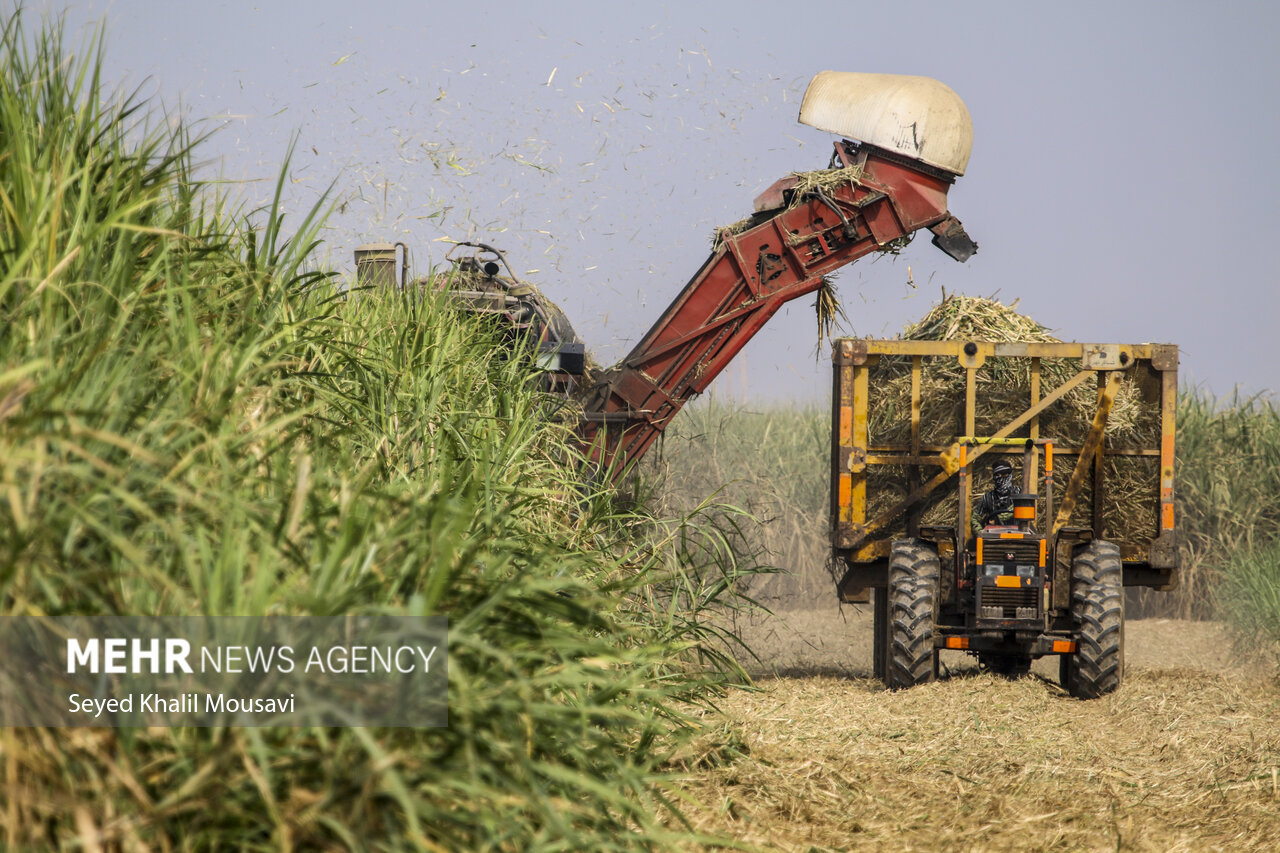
[799,71,973,176]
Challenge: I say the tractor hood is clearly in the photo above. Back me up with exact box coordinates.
[799,71,973,176]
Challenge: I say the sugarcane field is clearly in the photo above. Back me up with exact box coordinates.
[2,3,1279,852]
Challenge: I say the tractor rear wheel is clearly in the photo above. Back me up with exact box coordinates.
[885,539,939,690]
[1064,540,1125,699]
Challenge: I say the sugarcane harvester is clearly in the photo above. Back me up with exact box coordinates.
[359,72,978,471]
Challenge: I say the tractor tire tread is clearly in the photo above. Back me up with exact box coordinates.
[886,539,939,690]
[1066,540,1124,699]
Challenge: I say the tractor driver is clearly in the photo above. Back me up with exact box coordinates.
[973,458,1016,531]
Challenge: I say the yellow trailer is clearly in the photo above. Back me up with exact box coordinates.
[829,338,1178,697]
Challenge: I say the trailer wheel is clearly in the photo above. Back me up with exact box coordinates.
[1065,540,1125,699]
[872,587,888,682]
[885,539,939,690]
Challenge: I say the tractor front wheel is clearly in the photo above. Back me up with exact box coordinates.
[885,539,939,690]
[1064,540,1125,699]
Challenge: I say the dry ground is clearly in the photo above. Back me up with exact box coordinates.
[678,609,1280,852]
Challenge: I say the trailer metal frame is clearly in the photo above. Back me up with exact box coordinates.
[830,338,1179,601]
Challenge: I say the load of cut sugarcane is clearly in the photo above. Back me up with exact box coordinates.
[860,293,1160,540]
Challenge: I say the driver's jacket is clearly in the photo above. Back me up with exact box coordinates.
[973,490,1015,532]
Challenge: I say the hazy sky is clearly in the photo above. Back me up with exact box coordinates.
[36,0,1280,402]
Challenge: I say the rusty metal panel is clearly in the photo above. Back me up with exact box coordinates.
[1081,344,1126,370]
[863,197,903,245]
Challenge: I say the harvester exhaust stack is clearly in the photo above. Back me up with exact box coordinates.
[798,71,973,177]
